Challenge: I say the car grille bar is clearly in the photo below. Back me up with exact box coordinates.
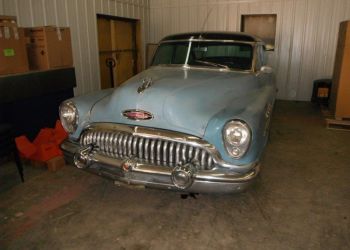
[80,130,214,170]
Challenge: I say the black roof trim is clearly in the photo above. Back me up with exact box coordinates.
[161,32,263,43]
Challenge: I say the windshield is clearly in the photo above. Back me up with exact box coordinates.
[152,41,253,71]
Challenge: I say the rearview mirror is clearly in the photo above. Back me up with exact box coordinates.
[193,47,208,52]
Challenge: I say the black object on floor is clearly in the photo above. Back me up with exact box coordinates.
[0,124,24,182]
[311,79,332,106]
[180,193,198,199]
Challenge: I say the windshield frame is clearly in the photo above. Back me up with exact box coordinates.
[151,38,260,73]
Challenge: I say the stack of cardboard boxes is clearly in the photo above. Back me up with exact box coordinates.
[0,16,29,75]
[0,15,73,75]
[25,26,73,70]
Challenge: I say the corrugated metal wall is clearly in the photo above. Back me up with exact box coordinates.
[149,0,350,101]
[0,0,4,14]
[2,0,150,96]
[2,0,350,101]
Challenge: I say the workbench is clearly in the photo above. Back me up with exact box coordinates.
[0,68,76,140]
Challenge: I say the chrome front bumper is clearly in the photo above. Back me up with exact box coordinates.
[60,139,260,193]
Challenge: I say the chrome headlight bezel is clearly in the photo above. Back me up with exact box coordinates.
[59,101,79,134]
[223,120,251,159]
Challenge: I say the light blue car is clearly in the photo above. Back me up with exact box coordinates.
[60,32,276,193]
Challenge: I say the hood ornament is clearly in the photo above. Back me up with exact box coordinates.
[137,77,153,94]
[122,109,153,121]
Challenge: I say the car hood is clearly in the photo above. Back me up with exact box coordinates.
[90,66,259,137]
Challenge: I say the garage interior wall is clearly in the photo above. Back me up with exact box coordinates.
[1,0,150,96]
[0,1,3,15]
[149,0,350,101]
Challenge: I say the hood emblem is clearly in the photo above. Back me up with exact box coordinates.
[137,77,153,94]
[122,109,153,120]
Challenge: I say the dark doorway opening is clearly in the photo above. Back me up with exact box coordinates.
[97,14,143,89]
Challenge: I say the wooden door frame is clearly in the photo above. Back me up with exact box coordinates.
[96,14,144,88]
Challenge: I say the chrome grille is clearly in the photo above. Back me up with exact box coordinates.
[80,130,214,170]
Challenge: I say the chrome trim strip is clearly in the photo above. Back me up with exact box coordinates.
[150,139,156,163]
[184,40,192,66]
[169,142,174,164]
[194,148,199,162]
[175,143,180,164]
[117,133,123,155]
[127,135,132,156]
[115,133,119,156]
[151,64,253,74]
[156,140,161,162]
[132,136,137,156]
[188,146,193,160]
[201,151,206,167]
[138,137,144,159]
[144,138,149,160]
[122,134,128,156]
[163,140,168,163]
[160,39,256,45]
[182,145,186,162]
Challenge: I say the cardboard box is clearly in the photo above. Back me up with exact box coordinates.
[330,21,350,118]
[0,15,17,28]
[25,26,73,70]
[0,27,29,75]
[47,156,65,172]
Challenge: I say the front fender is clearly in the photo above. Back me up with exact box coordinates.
[65,88,114,140]
[204,84,275,170]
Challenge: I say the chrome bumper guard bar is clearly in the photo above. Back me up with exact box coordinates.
[60,139,260,193]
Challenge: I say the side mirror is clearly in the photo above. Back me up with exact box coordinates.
[260,66,273,74]
[265,44,275,51]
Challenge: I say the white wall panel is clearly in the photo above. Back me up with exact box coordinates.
[150,0,350,101]
[0,0,4,15]
[2,0,150,96]
[31,0,46,25]
[3,0,16,16]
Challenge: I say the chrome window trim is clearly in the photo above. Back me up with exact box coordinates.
[184,40,192,67]
[150,64,253,74]
[81,123,254,170]
[152,39,259,73]
[159,38,257,45]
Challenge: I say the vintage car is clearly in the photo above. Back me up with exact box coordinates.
[60,32,276,193]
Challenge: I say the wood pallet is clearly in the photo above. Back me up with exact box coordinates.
[320,106,350,131]
[22,156,65,172]
[326,118,350,131]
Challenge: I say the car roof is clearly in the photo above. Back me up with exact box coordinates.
[161,32,263,43]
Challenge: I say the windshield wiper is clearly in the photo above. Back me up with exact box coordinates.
[194,60,230,69]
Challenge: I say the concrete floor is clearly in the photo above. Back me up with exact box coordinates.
[0,101,350,250]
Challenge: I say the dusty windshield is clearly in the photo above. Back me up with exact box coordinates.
[152,41,253,71]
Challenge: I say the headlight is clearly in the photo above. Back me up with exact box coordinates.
[223,120,251,158]
[59,101,79,133]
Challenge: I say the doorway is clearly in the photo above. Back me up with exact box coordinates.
[97,15,143,89]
